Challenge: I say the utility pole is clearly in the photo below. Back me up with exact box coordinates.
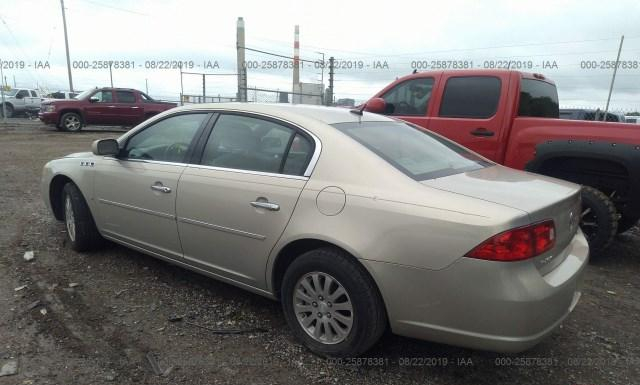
[236,17,247,102]
[60,0,74,92]
[145,78,149,94]
[179,66,184,106]
[603,35,624,121]
[0,61,6,121]
[316,51,325,104]
[109,62,113,87]
[327,57,335,106]
[202,73,206,102]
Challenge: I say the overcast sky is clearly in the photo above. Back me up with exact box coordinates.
[1,0,640,110]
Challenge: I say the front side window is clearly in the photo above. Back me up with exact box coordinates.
[116,91,136,103]
[439,76,501,119]
[201,114,313,175]
[518,79,559,118]
[30,91,38,97]
[333,121,491,180]
[381,78,434,116]
[92,90,113,103]
[16,90,29,99]
[123,113,208,162]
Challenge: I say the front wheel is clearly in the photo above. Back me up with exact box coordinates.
[281,248,387,357]
[580,186,618,254]
[1,104,14,118]
[62,183,103,251]
[60,112,83,132]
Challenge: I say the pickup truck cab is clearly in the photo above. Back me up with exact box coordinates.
[366,69,640,253]
[1,88,44,117]
[39,87,177,132]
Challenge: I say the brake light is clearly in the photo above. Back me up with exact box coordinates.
[465,220,555,261]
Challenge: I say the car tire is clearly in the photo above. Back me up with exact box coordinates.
[60,112,83,132]
[281,247,387,357]
[1,104,14,118]
[580,186,618,254]
[62,182,103,251]
[617,215,639,234]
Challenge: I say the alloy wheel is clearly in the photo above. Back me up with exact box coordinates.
[65,195,76,242]
[293,272,353,345]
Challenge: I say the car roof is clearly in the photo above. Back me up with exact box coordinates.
[174,103,393,125]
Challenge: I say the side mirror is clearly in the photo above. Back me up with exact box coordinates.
[364,98,387,114]
[89,97,99,103]
[92,139,119,156]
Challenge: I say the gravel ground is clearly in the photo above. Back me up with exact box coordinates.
[1,123,639,385]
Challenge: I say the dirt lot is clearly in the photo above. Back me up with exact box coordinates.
[1,122,639,385]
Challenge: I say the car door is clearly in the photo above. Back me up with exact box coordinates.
[84,90,116,124]
[93,112,212,259]
[14,89,29,109]
[114,90,144,125]
[176,113,316,289]
[427,75,509,162]
[378,76,438,128]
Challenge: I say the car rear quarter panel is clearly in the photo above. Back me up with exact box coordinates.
[266,125,530,291]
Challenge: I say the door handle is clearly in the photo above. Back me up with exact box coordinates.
[150,183,172,193]
[250,201,280,211]
[470,128,495,137]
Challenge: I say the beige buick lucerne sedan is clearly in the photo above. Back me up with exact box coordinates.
[42,103,588,357]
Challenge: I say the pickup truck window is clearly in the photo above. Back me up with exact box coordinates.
[381,78,434,116]
[30,91,38,97]
[333,121,491,180]
[116,91,136,103]
[439,76,501,119]
[518,79,559,118]
[16,90,29,99]
[92,90,113,103]
[140,93,154,102]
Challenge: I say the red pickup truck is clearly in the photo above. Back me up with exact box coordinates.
[365,69,640,253]
[39,87,176,132]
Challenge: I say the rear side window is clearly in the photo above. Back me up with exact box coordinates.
[439,77,501,119]
[201,114,314,176]
[116,91,136,103]
[333,121,491,180]
[518,79,559,118]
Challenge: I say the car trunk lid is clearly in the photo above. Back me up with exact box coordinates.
[421,165,582,274]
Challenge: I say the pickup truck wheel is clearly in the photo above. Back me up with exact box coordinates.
[60,112,83,132]
[580,186,618,254]
[1,104,14,118]
[62,182,103,251]
[617,215,639,234]
[281,247,387,358]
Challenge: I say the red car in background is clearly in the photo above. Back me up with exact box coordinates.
[39,87,177,132]
[365,69,640,253]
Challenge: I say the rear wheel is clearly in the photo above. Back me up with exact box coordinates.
[281,248,387,357]
[62,183,103,251]
[60,112,83,132]
[580,186,618,254]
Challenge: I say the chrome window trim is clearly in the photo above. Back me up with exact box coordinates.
[118,108,323,178]
[102,157,188,167]
[186,164,309,181]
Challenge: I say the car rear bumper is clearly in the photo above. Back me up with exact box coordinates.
[362,229,589,353]
[39,112,59,125]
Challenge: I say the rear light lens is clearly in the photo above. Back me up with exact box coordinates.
[465,220,555,262]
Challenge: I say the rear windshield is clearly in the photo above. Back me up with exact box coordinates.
[518,79,559,118]
[332,121,491,180]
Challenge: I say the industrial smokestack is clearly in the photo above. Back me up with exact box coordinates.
[236,17,247,102]
[293,25,300,87]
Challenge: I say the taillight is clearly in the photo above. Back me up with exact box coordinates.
[465,220,555,262]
